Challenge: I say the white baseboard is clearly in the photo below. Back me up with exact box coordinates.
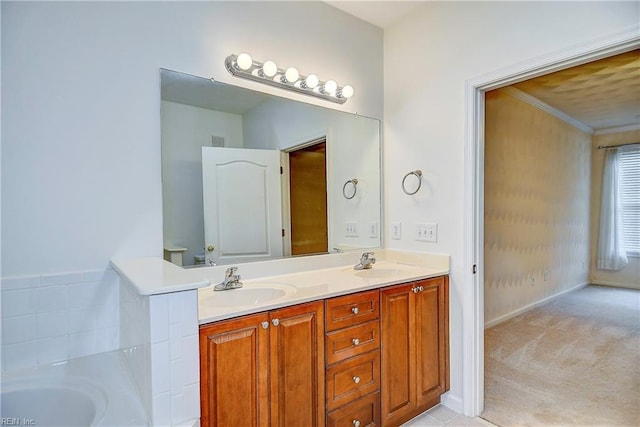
[441,392,463,414]
[484,281,590,329]
[591,280,640,290]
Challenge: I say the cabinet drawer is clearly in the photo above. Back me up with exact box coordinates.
[327,392,381,427]
[326,290,379,331]
[326,350,380,410]
[326,320,380,365]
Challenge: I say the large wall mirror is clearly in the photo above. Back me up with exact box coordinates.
[161,69,381,267]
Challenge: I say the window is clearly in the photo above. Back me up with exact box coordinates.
[618,146,640,255]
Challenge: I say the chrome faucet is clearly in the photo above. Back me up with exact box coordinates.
[214,266,243,291]
[354,252,376,270]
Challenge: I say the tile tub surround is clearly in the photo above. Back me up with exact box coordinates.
[119,274,200,427]
[1,268,119,372]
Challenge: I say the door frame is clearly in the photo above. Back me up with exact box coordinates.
[463,27,640,416]
[280,134,331,257]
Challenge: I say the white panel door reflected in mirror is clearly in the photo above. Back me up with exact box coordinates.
[160,68,381,267]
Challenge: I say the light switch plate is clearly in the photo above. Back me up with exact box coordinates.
[416,223,437,242]
[345,222,359,237]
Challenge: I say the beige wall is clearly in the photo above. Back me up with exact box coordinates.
[590,129,640,289]
[484,90,592,326]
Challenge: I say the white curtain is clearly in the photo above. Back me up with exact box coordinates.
[597,148,628,270]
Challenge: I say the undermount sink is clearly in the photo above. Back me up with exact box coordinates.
[199,282,296,308]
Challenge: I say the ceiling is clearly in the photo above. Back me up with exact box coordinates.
[325,1,423,29]
[327,2,639,134]
[509,49,640,133]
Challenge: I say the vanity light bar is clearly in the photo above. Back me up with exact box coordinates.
[224,53,354,104]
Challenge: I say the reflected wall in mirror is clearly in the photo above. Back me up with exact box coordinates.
[160,69,381,267]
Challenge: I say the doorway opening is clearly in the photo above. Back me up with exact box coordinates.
[464,31,639,417]
[285,139,329,256]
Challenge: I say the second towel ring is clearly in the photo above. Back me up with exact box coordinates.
[343,178,359,199]
[402,170,422,195]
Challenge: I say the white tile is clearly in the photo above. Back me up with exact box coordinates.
[169,292,184,325]
[171,392,185,425]
[427,405,459,423]
[150,295,169,343]
[36,311,68,338]
[37,335,69,365]
[95,300,118,329]
[1,275,40,291]
[3,341,38,371]
[68,308,97,333]
[446,416,490,427]
[35,285,67,313]
[67,282,100,310]
[183,382,200,420]
[151,341,171,395]
[2,289,35,317]
[171,358,185,392]
[169,324,183,361]
[68,330,98,359]
[182,334,199,385]
[82,269,106,282]
[2,315,37,344]
[96,327,119,353]
[152,392,172,427]
[401,413,442,426]
[181,291,198,337]
[40,271,84,286]
[101,279,119,313]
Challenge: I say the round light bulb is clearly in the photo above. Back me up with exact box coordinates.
[324,80,337,94]
[262,61,278,77]
[304,74,319,89]
[284,67,299,83]
[340,85,354,98]
[236,53,253,71]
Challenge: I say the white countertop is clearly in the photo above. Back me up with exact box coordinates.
[110,257,210,295]
[110,250,449,322]
[197,259,448,324]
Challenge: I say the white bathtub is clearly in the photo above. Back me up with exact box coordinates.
[1,351,147,426]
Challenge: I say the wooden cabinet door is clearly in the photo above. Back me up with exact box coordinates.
[415,277,449,408]
[200,313,270,427]
[380,283,416,426]
[269,301,325,427]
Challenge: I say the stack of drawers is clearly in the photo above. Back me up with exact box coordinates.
[325,289,381,427]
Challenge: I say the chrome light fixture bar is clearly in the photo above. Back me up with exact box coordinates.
[225,53,354,104]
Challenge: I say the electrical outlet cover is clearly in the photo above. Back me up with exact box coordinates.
[391,222,401,240]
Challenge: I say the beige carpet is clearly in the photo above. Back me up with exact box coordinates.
[482,285,640,427]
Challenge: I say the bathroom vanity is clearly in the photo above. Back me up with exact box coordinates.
[196,251,449,427]
[111,250,448,426]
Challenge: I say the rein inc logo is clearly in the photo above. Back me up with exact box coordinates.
[1,419,35,426]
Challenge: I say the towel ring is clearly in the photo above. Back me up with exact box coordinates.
[402,170,422,195]
[343,178,358,199]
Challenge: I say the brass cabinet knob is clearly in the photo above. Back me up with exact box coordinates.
[207,245,215,252]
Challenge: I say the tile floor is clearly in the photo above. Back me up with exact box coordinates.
[401,404,496,427]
